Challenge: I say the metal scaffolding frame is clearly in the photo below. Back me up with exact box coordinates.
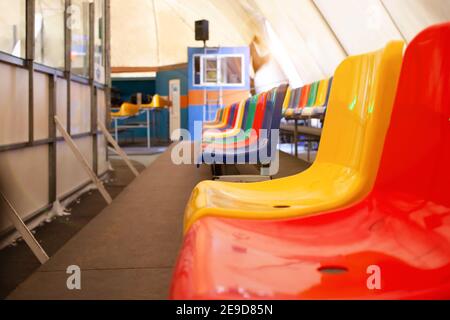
[0,0,112,263]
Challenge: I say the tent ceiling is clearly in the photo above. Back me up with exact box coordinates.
[111,0,450,84]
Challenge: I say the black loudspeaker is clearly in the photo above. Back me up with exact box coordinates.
[195,20,209,41]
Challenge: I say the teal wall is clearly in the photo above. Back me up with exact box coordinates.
[112,78,156,103]
[156,68,189,131]
[111,67,188,142]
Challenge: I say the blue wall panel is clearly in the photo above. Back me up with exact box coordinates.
[156,68,189,131]
[156,69,188,96]
[112,78,156,103]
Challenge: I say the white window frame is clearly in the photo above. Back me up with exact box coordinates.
[192,53,245,87]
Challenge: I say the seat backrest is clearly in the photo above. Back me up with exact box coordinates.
[239,98,252,132]
[265,84,288,157]
[150,94,160,107]
[250,92,269,134]
[293,87,301,108]
[282,87,291,114]
[230,103,240,128]
[216,108,224,122]
[314,79,330,107]
[231,99,248,131]
[270,84,289,131]
[307,81,319,107]
[373,23,450,208]
[261,89,276,131]
[299,84,310,108]
[323,77,333,106]
[221,104,232,125]
[242,94,259,133]
[225,103,237,127]
[315,41,404,189]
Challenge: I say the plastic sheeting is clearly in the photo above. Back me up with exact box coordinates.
[111,0,261,67]
[111,0,450,85]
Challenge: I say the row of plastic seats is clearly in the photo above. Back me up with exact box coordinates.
[283,78,333,118]
[110,94,166,119]
[200,85,288,165]
[203,104,232,130]
[202,102,240,133]
[171,23,450,299]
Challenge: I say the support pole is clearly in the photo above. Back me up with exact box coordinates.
[26,0,35,143]
[64,0,72,134]
[89,2,98,174]
[54,116,113,204]
[48,73,57,205]
[1,192,49,264]
[104,0,112,168]
[98,121,139,177]
[294,119,298,158]
[104,0,112,138]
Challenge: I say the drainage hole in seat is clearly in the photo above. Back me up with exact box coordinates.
[318,266,348,274]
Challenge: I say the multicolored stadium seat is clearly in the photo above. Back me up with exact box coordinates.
[171,23,450,300]
[184,40,404,232]
[201,85,288,166]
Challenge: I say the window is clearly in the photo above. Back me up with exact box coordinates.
[194,55,201,85]
[0,0,26,58]
[220,56,242,84]
[193,54,244,87]
[94,0,105,83]
[35,0,65,69]
[71,0,90,77]
[204,57,217,83]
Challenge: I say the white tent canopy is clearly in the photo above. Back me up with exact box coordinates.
[111,0,450,87]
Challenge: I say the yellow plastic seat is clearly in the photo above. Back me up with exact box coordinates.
[140,94,169,109]
[110,102,141,118]
[183,41,404,233]
[283,87,300,117]
[203,107,225,128]
[301,78,330,116]
[281,87,292,115]
[203,104,232,130]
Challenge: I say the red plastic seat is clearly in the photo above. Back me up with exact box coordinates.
[170,23,450,300]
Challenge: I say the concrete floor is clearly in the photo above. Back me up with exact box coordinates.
[4,146,310,300]
[0,152,162,299]
[110,154,161,168]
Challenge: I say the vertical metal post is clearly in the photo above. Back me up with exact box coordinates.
[9,0,50,265]
[48,73,57,204]
[146,110,151,149]
[104,0,112,161]
[114,118,118,142]
[294,119,298,158]
[26,0,36,144]
[64,0,72,134]
[307,138,311,162]
[89,2,98,174]
[92,88,99,174]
